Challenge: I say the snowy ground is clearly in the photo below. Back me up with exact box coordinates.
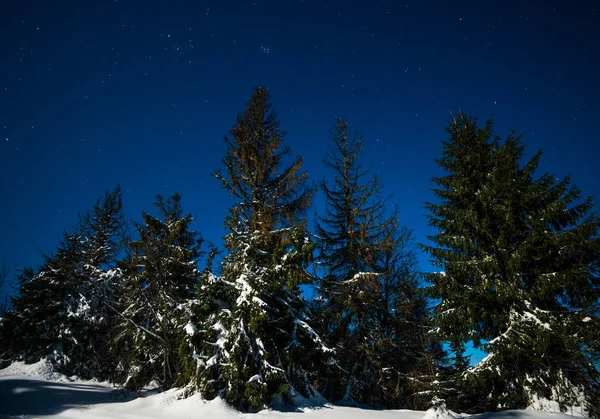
[0,359,583,419]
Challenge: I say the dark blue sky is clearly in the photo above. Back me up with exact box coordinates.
[1,1,599,292]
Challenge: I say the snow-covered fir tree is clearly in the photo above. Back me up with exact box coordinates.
[188,87,333,411]
[0,187,125,380]
[116,193,202,390]
[63,186,126,380]
[2,236,83,366]
[423,113,600,416]
[314,119,432,408]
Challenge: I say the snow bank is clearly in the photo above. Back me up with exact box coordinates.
[0,358,67,381]
[527,393,586,417]
[422,399,457,419]
[0,361,586,419]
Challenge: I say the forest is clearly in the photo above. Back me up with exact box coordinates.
[0,87,598,417]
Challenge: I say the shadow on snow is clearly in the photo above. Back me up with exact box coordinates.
[0,377,135,417]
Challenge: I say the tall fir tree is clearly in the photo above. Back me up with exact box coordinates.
[68,185,126,379]
[189,87,333,411]
[423,113,600,415]
[1,187,125,379]
[314,119,430,407]
[116,193,202,390]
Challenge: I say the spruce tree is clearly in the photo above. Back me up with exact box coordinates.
[67,186,126,379]
[117,193,202,390]
[424,113,600,415]
[5,235,83,366]
[372,220,440,410]
[314,119,429,407]
[2,187,125,379]
[190,87,332,411]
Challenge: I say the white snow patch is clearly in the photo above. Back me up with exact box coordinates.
[528,393,586,417]
[0,359,588,419]
[422,400,457,419]
[184,322,197,336]
[0,358,68,382]
[248,374,264,384]
[522,311,551,330]
[342,271,380,284]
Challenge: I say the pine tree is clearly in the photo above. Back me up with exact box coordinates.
[117,193,202,390]
[2,187,125,379]
[189,87,333,411]
[314,119,429,407]
[424,113,600,415]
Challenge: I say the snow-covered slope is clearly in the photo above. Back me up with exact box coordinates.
[0,359,583,419]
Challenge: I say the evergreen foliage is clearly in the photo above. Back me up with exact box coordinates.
[314,119,431,408]
[423,113,600,415]
[117,193,202,390]
[0,97,597,417]
[67,186,126,380]
[1,187,125,379]
[190,86,333,411]
[0,263,10,317]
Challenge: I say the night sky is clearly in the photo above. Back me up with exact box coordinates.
[1,1,599,298]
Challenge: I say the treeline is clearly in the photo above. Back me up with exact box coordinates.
[0,87,598,416]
